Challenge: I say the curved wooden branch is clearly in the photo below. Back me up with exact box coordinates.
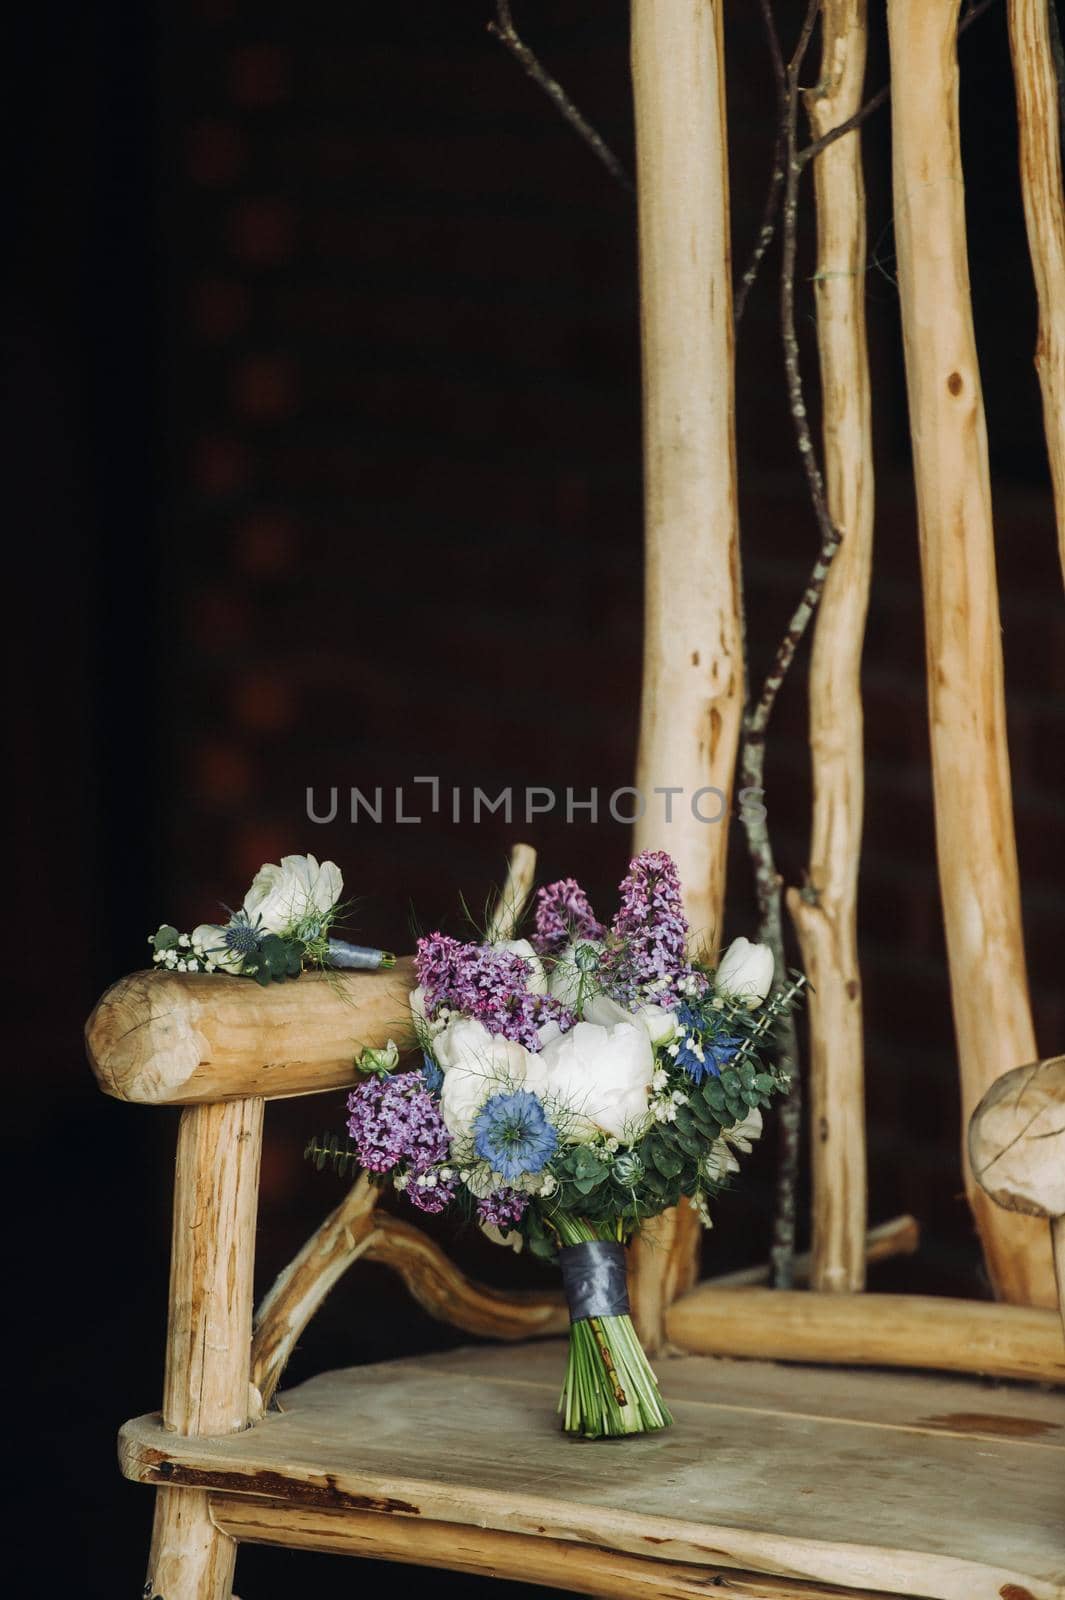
[252,1174,382,1407]
[1009,0,1065,586]
[628,0,744,1354]
[362,1214,568,1341]
[787,0,874,1294]
[485,841,538,943]
[887,0,1055,1306]
[253,1183,567,1405]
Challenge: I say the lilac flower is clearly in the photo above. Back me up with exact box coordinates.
[473,1090,558,1182]
[531,878,605,956]
[476,1187,528,1228]
[608,850,707,1008]
[346,1071,450,1174]
[407,1167,459,1214]
[415,933,572,1049]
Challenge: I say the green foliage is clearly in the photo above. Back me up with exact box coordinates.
[304,1131,363,1179]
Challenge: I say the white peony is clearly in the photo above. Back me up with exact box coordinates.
[548,940,605,1010]
[523,1018,654,1144]
[435,1018,532,1141]
[493,937,548,995]
[583,991,678,1046]
[243,854,343,936]
[715,937,774,1008]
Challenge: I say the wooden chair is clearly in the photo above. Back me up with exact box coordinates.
[87,2,1065,1595]
[86,951,1065,1600]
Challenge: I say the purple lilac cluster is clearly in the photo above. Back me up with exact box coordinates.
[346,1071,450,1175]
[531,878,605,956]
[415,933,572,1050]
[476,1187,528,1228]
[608,850,707,1008]
[407,1168,459,1215]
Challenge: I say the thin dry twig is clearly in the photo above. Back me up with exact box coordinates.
[487,1,634,193]
[739,0,842,1291]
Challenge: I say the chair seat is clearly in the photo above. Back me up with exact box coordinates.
[120,1340,1065,1600]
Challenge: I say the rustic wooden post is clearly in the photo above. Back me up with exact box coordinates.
[785,0,873,1294]
[147,1097,264,1599]
[1008,0,1065,586]
[887,0,1056,1306]
[627,0,744,1350]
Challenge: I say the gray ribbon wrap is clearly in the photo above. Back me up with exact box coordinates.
[559,1240,630,1323]
[327,939,391,971]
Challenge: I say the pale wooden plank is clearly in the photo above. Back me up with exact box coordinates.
[210,1500,914,1600]
[120,1347,1065,1600]
[414,1341,1065,1448]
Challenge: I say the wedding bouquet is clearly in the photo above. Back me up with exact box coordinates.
[146,853,394,983]
[320,850,802,1440]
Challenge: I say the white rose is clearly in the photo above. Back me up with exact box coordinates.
[243,854,343,936]
[523,1019,653,1144]
[190,923,243,973]
[493,937,548,995]
[435,1018,532,1140]
[548,939,605,1010]
[583,991,677,1045]
[715,937,774,1008]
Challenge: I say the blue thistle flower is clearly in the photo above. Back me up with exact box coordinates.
[421,1053,443,1094]
[472,1089,558,1183]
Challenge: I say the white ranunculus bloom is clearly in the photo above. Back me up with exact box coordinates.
[703,1140,741,1184]
[583,992,678,1046]
[493,937,548,995]
[523,1018,653,1144]
[723,1104,763,1154]
[547,939,605,1011]
[191,923,243,973]
[243,854,343,936]
[715,936,774,1008]
[435,1018,532,1140]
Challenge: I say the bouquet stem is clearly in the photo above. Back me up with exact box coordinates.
[555,1216,674,1439]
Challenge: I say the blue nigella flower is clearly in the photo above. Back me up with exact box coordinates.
[421,1053,444,1094]
[472,1089,558,1183]
[676,1032,743,1084]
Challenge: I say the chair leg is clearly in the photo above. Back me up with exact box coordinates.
[146,1488,236,1600]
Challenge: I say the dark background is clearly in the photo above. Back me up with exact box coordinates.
[8,1,1064,1593]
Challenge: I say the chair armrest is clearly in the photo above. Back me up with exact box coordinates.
[85,958,416,1105]
[969,1055,1065,1220]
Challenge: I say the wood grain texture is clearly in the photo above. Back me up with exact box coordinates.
[149,1097,263,1598]
[886,0,1055,1306]
[85,959,415,1105]
[209,1500,918,1600]
[666,1284,1065,1382]
[119,1341,1065,1600]
[163,1098,264,1435]
[705,1214,918,1290]
[787,0,873,1296]
[1009,0,1065,585]
[628,0,743,1351]
[149,1489,237,1600]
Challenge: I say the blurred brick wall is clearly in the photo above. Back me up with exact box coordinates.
[160,0,1063,1364]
